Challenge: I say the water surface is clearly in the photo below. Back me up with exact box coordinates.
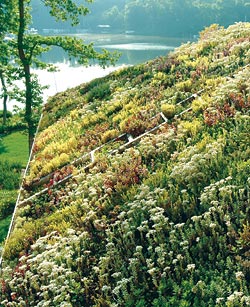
[6,34,189,111]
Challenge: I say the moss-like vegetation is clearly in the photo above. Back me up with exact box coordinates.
[0,23,250,306]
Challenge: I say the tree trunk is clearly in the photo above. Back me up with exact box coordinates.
[24,64,33,152]
[0,71,8,126]
[18,0,34,153]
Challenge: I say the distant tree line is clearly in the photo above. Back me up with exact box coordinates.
[31,0,250,37]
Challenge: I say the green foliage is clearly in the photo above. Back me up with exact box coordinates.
[0,0,119,152]
[0,109,28,135]
[0,111,12,119]
[85,81,111,103]
[43,0,92,25]
[30,0,250,37]
[0,215,12,244]
[161,103,176,119]
[1,22,250,307]
[79,76,109,96]
[0,160,22,190]
[0,190,16,219]
[101,129,119,143]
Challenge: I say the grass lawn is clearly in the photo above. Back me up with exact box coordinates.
[0,131,29,245]
[0,131,29,167]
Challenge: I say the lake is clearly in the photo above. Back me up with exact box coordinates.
[6,34,190,111]
[40,33,187,65]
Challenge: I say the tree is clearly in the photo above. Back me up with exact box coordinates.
[0,0,119,152]
[0,53,9,127]
[0,73,8,126]
[0,36,26,129]
[0,2,18,126]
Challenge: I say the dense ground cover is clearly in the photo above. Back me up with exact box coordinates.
[0,216,12,246]
[0,23,249,306]
[0,132,28,243]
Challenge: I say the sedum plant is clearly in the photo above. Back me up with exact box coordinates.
[1,22,250,307]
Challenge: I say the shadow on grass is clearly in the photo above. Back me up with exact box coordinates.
[0,215,11,244]
[0,142,7,155]
[0,128,9,155]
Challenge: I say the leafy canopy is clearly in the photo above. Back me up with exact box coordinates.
[0,0,119,151]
